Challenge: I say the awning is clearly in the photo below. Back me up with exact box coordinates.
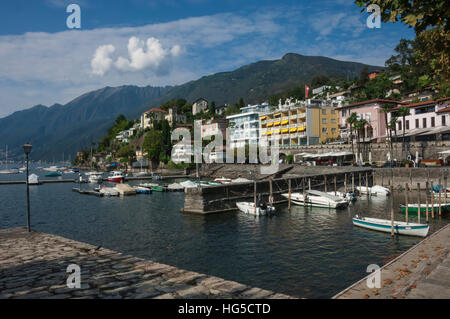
[438,150,450,155]
[298,126,306,131]
[267,131,273,136]
[419,126,450,136]
[290,128,297,133]
[274,129,280,134]
[260,116,267,120]
[274,113,281,117]
[267,122,274,127]
[261,132,266,136]
[281,120,289,125]
[274,121,281,126]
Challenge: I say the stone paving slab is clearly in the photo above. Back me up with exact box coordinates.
[0,228,295,299]
[334,224,450,299]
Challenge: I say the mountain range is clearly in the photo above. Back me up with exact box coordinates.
[0,53,379,161]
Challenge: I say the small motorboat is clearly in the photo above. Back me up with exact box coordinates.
[236,201,275,216]
[352,215,429,237]
[214,177,232,184]
[400,203,450,214]
[45,171,62,177]
[231,178,252,184]
[167,183,185,192]
[134,186,152,194]
[282,190,349,209]
[139,183,166,192]
[133,171,151,177]
[355,185,390,196]
[88,173,103,184]
[107,171,124,183]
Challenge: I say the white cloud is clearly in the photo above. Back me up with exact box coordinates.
[91,45,115,76]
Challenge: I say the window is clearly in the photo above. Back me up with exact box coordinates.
[443,116,446,126]
[342,110,347,117]
[322,128,327,132]
[322,119,327,124]
[331,119,336,123]
[406,120,409,130]
[331,128,336,133]
[398,121,402,131]
[423,118,427,128]
[431,117,435,127]
[416,119,419,128]
[322,109,327,115]
[331,110,336,114]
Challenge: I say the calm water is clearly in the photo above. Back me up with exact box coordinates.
[1,166,448,298]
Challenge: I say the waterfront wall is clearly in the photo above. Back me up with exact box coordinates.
[373,167,449,189]
[183,168,373,214]
[280,141,450,162]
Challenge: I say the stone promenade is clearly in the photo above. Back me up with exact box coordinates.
[334,223,450,299]
[0,228,294,299]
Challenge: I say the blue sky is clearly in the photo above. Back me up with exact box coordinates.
[0,0,415,117]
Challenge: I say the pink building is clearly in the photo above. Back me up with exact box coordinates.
[338,99,404,142]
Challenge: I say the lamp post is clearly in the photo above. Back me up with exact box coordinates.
[23,142,32,232]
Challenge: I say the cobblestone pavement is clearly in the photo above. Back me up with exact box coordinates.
[0,228,295,299]
[334,224,450,299]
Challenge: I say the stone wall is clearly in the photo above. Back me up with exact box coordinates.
[373,167,450,189]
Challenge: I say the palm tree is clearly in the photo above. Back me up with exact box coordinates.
[346,112,358,161]
[354,119,368,164]
[397,106,411,159]
[381,103,395,163]
[387,116,398,162]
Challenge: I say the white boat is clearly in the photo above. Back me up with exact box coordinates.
[236,202,275,216]
[28,174,40,185]
[214,177,232,184]
[355,185,390,196]
[352,215,429,237]
[326,191,357,203]
[282,190,349,209]
[232,177,252,184]
[134,186,152,194]
[43,166,61,172]
[88,173,103,184]
[133,171,151,177]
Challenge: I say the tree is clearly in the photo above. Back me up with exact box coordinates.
[209,101,216,115]
[363,73,393,99]
[311,75,330,89]
[346,113,358,159]
[358,66,369,86]
[380,103,395,163]
[142,130,164,165]
[354,119,368,163]
[397,106,411,159]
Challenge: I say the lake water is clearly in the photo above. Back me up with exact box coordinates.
[1,166,448,298]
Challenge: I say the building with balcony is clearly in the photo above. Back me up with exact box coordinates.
[140,108,167,130]
[226,104,274,149]
[318,106,339,143]
[201,118,228,139]
[259,104,320,147]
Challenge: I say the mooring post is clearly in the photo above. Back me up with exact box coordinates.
[359,173,362,196]
[308,178,311,191]
[390,185,395,236]
[409,168,412,186]
[254,181,257,215]
[344,174,347,193]
[303,178,307,208]
[324,175,327,193]
[334,175,337,196]
[269,179,273,204]
[417,183,421,224]
[288,179,291,211]
[381,173,384,186]
[425,181,429,222]
[430,181,435,218]
[365,172,369,199]
[445,176,448,203]
[405,183,409,223]
[352,173,355,192]
[438,178,442,216]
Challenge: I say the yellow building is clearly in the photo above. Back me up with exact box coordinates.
[260,106,320,146]
[318,107,339,143]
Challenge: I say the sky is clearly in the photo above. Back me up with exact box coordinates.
[0,0,415,118]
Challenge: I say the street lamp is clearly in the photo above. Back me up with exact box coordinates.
[23,142,32,232]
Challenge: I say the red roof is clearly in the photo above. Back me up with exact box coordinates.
[145,108,167,113]
[437,96,450,103]
[337,99,403,110]
[393,100,436,110]
[437,106,450,114]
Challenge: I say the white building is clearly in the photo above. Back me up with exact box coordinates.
[226,104,274,149]
[192,98,209,115]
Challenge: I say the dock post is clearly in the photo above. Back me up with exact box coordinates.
[303,178,307,208]
[352,173,355,192]
[381,173,384,186]
[417,183,421,224]
[438,178,442,216]
[334,175,337,196]
[425,181,429,222]
[359,173,362,196]
[365,172,369,199]
[390,185,395,236]
[430,181,435,218]
[324,175,327,192]
[288,179,291,211]
[254,182,257,215]
[409,168,412,186]
[405,183,409,223]
[308,178,311,191]
[445,176,448,203]
[344,174,347,193]
[269,179,273,204]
